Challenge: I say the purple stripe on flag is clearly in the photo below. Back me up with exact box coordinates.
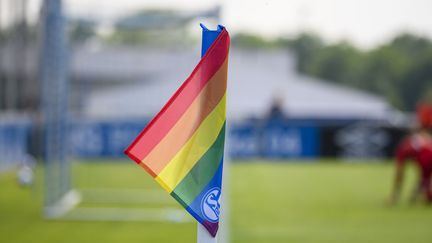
[184,160,223,236]
[202,220,219,237]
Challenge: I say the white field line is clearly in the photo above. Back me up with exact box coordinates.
[78,188,175,204]
[61,207,191,222]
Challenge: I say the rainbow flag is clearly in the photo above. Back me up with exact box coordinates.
[124,27,230,237]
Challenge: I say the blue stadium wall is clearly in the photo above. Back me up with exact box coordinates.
[0,118,407,162]
[66,118,406,159]
[0,118,31,170]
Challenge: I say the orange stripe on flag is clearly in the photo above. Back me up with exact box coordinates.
[140,59,228,176]
[155,94,226,192]
[124,30,229,164]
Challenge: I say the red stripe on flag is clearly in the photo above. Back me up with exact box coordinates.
[124,29,230,164]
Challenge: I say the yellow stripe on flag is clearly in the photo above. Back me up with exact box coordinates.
[155,94,226,192]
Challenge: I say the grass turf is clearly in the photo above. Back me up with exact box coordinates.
[1,160,432,243]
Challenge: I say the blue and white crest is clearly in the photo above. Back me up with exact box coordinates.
[201,187,221,222]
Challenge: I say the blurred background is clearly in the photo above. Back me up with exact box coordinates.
[1,0,432,242]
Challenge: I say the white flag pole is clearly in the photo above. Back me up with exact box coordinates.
[219,137,231,243]
[197,23,226,243]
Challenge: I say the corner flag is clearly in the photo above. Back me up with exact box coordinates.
[125,25,230,237]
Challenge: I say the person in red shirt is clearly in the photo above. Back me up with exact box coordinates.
[388,131,432,204]
[388,102,432,205]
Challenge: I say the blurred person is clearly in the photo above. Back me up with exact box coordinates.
[267,96,286,121]
[388,102,432,205]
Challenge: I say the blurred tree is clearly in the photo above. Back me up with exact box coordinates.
[400,54,432,110]
[422,87,432,103]
[285,32,432,111]
[306,42,364,87]
[69,21,96,43]
[282,33,323,72]
[231,32,275,49]
[106,8,213,46]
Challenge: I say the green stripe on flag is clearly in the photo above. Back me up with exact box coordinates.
[171,123,225,206]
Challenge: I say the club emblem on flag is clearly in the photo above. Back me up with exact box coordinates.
[201,187,221,223]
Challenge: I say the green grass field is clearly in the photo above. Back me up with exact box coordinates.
[1,160,432,243]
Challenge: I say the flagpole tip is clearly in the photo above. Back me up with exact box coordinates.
[200,23,225,32]
[200,23,209,31]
